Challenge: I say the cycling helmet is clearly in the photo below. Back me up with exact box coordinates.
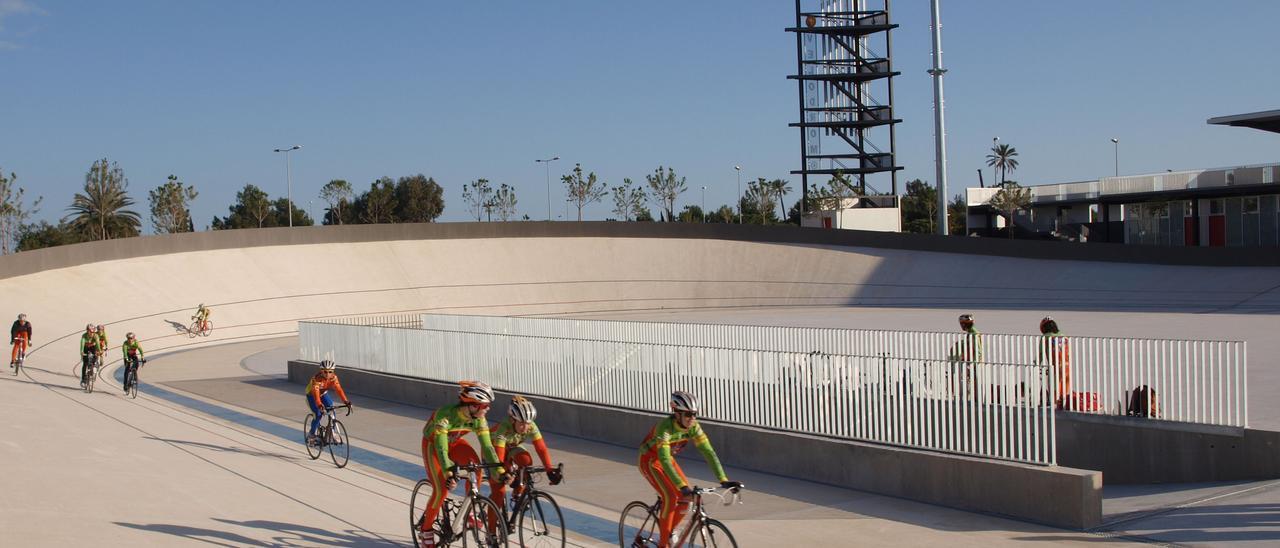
[958,314,975,324]
[459,380,495,404]
[670,390,700,414]
[1039,316,1059,334]
[509,396,537,422]
[96,324,105,331]
[85,323,95,331]
[126,332,136,339]
[17,313,25,321]
[320,359,336,371]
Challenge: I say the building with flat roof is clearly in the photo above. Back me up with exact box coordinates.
[966,110,1280,246]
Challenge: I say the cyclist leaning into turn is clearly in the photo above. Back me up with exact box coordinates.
[489,396,564,511]
[121,332,145,394]
[417,380,509,548]
[10,313,32,367]
[638,390,741,548]
[78,324,99,387]
[193,303,210,330]
[305,360,352,445]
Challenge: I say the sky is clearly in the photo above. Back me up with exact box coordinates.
[2,1,1278,231]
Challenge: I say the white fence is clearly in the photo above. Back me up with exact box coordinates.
[418,314,1248,428]
[300,318,1058,465]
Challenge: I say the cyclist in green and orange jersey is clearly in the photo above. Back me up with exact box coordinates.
[95,324,108,362]
[78,324,98,387]
[417,381,509,548]
[489,396,563,511]
[638,390,741,548]
[121,332,145,395]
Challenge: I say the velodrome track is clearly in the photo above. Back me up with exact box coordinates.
[2,223,1279,545]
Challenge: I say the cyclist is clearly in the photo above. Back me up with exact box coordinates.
[121,332,145,394]
[946,313,983,397]
[305,360,352,446]
[10,313,32,367]
[418,381,509,548]
[638,390,741,548]
[489,396,563,512]
[193,303,210,331]
[95,324,108,363]
[79,324,99,387]
[1038,316,1071,407]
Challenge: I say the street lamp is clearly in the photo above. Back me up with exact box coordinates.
[1110,138,1119,177]
[536,156,560,221]
[272,145,303,227]
[700,186,706,223]
[734,166,742,224]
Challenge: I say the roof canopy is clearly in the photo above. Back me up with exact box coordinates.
[1208,109,1280,134]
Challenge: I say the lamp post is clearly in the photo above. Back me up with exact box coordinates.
[734,166,742,224]
[992,136,1000,185]
[272,145,303,227]
[1110,138,1119,177]
[700,185,706,223]
[536,156,560,221]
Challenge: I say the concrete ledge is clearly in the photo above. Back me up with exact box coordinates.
[1058,412,1280,484]
[290,360,1103,529]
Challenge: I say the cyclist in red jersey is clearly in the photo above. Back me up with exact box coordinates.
[305,360,352,445]
[10,313,32,367]
[417,381,509,548]
[638,390,742,548]
[489,396,563,512]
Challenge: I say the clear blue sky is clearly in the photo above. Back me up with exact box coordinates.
[3,1,1277,230]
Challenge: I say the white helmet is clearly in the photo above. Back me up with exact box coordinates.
[85,324,95,331]
[670,390,699,414]
[459,380,495,404]
[509,396,537,422]
[320,359,336,371]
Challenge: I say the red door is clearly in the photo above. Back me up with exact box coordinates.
[822,217,832,229]
[1184,217,1197,246]
[1208,216,1226,247]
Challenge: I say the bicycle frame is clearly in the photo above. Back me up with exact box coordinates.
[440,462,503,542]
[504,463,561,528]
[675,488,741,546]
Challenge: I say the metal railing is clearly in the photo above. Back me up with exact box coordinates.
[299,320,1058,465]
[418,314,1248,427]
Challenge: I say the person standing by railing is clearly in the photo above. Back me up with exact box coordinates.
[947,314,983,397]
[10,313,32,367]
[1038,316,1071,408]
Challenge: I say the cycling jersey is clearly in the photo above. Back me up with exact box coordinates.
[97,329,108,352]
[422,402,502,473]
[639,416,727,486]
[493,418,553,468]
[949,327,983,363]
[80,332,99,354]
[305,373,349,408]
[10,320,32,343]
[121,339,144,361]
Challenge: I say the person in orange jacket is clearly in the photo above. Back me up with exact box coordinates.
[305,360,351,445]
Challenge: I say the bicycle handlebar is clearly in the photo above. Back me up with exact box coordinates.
[691,485,745,506]
[524,463,564,475]
[325,403,352,416]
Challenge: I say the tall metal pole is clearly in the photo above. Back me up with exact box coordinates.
[735,166,742,224]
[928,0,949,235]
[274,145,302,228]
[1111,138,1119,177]
[536,156,559,221]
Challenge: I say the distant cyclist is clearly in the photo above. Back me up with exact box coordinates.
[95,324,108,362]
[638,390,741,548]
[192,303,210,331]
[305,360,352,445]
[121,332,145,394]
[490,396,563,512]
[79,324,99,387]
[418,381,509,548]
[1039,316,1071,406]
[10,313,32,367]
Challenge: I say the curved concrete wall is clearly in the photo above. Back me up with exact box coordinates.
[2,223,1278,370]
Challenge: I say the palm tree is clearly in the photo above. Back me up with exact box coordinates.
[65,158,141,240]
[767,179,792,221]
[985,144,1020,185]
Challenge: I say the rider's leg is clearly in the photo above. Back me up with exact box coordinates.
[448,441,480,492]
[80,353,90,384]
[10,339,21,364]
[639,454,687,548]
[306,395,324,437]
[419,438,452,544]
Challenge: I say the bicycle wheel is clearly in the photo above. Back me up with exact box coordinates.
[689,519,737,548]
[189,321,199,338]
[85,360,97,394]
[410,479,447,547]
[517,491,565,547]
[618,501,660,548]
[201,321,213,337]
[302,414,322,459]
[328,420,350,468]
[128,370,138,399]
[462,496,507,548]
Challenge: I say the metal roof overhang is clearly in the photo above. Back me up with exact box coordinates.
[1028,183,1280,207]
[1207,110,1280,134]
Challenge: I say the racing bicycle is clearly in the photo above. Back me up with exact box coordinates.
[502,464,566,547]
[410,462,508,547]
[302,403,351,468]
[618,485,743,548]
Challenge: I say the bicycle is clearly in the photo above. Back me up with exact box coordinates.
[81,352,101,394]
[302,403,351,468]
[123,356,146,399]
[618,485,743,548]
[410,462,508,547]
[188,317,213,338]
[10,336,26,375]
[502,464,566,547]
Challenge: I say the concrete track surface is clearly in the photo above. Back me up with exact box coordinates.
[3,224,1280,545]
